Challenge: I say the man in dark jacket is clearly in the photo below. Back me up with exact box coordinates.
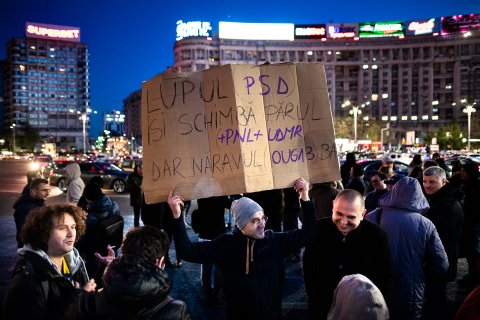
[126,164,143,227]
[3,204,96,320]
[423,166,464,319]
[13,178,50,248]
[364,172,389,214]
[303,189,393,319]
[168,178,315,320]
[95,226,191,320]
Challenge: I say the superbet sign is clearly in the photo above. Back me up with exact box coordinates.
[26,22,80,42]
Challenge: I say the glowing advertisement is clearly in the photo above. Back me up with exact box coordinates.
[219,22,294,40]
[25,22,80,42]
[441,14,480,34]
[327,23,358,39]
[406,18,440,35]
[358,21,404,37]
[294,24,327,39]
[176,20,212,41]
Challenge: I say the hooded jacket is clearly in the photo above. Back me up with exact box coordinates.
[366,177,449,320]
[65,163,85,204]
[2,245,93,320]
[95,254,190,320]
[126,168,143,207]
[172,199,316,320]
[327,274,389,320]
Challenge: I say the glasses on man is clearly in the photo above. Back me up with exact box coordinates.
[371,179,381,184]
[250,216,268,225]
[39,188,51,194]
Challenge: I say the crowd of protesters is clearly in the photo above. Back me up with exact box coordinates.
[3,155,480,320]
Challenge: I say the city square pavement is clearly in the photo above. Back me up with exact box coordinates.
[0,190,473,319]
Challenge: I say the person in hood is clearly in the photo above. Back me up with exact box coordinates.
[13,178,50,248]
[75,181,121,282]
[65,162,85,204]
[303,189,393,319]
[2,204,96,320]
[327,274,389,320]
[95,226,191,320]
[167,178,316,320]
[366,176,449,320]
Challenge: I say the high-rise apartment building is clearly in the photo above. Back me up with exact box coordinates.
[172,16,480,147]
[2,22,90,152]
[122,89,142,147]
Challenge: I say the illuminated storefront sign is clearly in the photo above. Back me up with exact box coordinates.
[219,22,294,40]
[359,21,404,37]
[176,20,212,41]
[441,14,480,34]
[327,23,358,39]
[25,22,80,42]
[406,18,440,35]
[294,24,327,39]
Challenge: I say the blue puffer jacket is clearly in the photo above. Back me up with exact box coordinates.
[366,177,448,320]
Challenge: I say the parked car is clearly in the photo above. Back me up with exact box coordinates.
[444,156,480,172]
[49,162,130,193]
[359,159,409,192]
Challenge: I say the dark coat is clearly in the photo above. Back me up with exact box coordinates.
[364,188,389,214]
[192,196,231,240]
[13,194,45,247]
[345,176,366,196]
[366,177,449,320]
[96,255,190,320]
[126,171,143,207]
[75,195,121,278]
[303,218,393,319]
[425,183,464,280]
[2,249,93,320]
[172,200,316,320]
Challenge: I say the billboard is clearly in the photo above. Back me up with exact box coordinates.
[294,24,327,39]
[405,18,440,35]
[176,20,212,41]
[441,14,480,34]
[219,22,294,40]
[327,23,358,39]
[25,22,80,42]
[358,21,404,37]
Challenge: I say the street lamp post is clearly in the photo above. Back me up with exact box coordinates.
[342,100,370,146]
[463,102,476,152]
[81,114,87,154]
[10,124,16,153]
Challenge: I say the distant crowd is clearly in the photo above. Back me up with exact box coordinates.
[2,155,480,320]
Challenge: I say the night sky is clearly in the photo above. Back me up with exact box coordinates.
[0,0,478,135]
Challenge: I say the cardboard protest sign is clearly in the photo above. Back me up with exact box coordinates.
[141,63,339,204]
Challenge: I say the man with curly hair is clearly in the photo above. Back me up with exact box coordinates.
[2,204,97,320]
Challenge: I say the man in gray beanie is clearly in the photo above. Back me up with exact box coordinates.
[167,178,316,320]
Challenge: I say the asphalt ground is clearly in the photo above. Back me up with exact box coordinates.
[0,192,474,319]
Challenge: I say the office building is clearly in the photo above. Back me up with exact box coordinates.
[172,16,480,147]
[2,22,90,152]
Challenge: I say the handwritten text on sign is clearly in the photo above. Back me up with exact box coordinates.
[141,63,340,203]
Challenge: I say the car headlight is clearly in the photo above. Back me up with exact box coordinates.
[29,162,39,171]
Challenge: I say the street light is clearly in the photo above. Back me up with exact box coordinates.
[81,114,87,154]
[463,102,476,152]
[341,100,370,145]
[9,124,16,153]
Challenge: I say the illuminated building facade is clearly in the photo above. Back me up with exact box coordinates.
[122,89,142,148]
[103,110,125,136]
[2,22,90,151]
[172,16,480,146]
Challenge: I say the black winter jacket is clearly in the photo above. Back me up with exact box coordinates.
[173,199,316,320]
[96,254,190,320]
[425,183,464,280]
[13,194,45,246]
[2,248,93,320]
[303,218,393,319]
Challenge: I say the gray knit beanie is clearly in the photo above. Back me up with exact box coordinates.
[231,197,263,229]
